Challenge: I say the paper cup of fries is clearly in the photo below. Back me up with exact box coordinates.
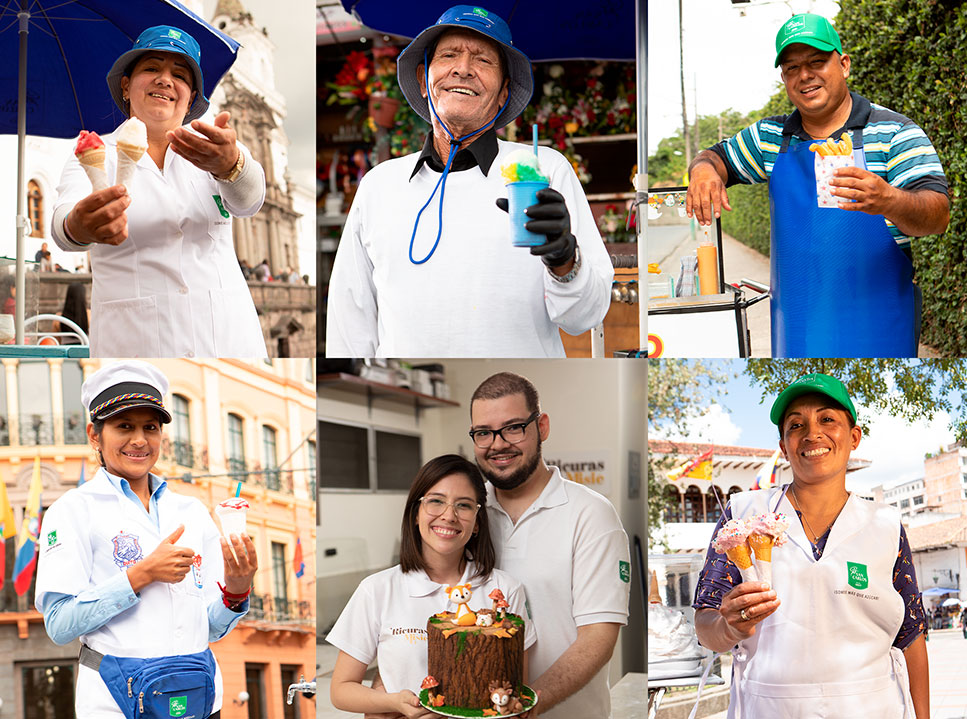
[811,132,855,208]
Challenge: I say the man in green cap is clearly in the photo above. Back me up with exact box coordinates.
[684,13,949,358]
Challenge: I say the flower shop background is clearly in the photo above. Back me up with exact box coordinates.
[316,3,640,357]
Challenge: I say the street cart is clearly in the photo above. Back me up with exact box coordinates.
[646,187,767,357]
[648,668,724,719]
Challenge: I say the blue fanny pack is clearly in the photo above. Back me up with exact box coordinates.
[80,645,216,719]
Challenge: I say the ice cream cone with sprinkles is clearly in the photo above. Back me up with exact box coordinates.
[747,512,790,586]
[713,518,759,583]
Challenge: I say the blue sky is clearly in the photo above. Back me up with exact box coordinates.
[651,360,957,492]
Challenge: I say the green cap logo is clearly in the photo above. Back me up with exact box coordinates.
[212,195,230,219]
[47,530,57,546]
[472,7,489,18]
[619,560,631,584]
[167,29,183,40]
[169,696,187,717]
[847,561,868,590]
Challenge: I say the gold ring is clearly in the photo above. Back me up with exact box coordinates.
[740,608,750,621]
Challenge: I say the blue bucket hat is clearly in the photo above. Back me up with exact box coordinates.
[106,25,208,124]
[397,5,533,130]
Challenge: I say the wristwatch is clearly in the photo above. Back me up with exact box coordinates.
[548,246,581,283]
[215,150,245,183]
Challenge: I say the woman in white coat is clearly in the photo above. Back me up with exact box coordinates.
[35,361,258,718]
[327,454,536,718]
[51,25,267,358]
[694,373,929,719]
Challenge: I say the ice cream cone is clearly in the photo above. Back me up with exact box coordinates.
[725,543,753,570]
[748,533,774,562]
[78,147,105,170]
[649,569,662,604]
[116,142,146,188]
[757,559,773,587]
[726,543,759,583]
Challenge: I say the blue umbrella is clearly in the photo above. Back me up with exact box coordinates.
[0,0,240,344]
[338,0,647,354]
[339,0,634,61]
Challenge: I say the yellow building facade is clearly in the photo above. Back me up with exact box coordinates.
[0,358,316,719]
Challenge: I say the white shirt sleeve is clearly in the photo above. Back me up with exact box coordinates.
[325,575,382,666]
[505,579,537,651]
[326,193,379,357]
[216,142,265,218]
[35,493,95,603]
[542,154,614,335]
[50,149,94,252]
[571,509,631,627]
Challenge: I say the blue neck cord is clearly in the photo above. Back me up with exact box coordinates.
[408,50,510,265]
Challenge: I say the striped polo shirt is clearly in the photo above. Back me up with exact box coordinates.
[710,92,948,247]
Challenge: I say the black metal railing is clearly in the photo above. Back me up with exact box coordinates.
[159,437,209,470]
[248,593,314,625]
[19,414,54,446]
[63,412,86,445]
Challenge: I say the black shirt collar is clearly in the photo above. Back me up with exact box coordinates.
[781,91,871,139]
[409,127,499,180]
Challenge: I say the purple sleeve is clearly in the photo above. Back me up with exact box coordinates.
[892,524,925,650]
[692,505,742,610]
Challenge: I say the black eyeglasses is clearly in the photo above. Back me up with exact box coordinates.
[468,412,540,449]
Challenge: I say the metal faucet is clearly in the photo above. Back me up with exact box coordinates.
[286,675,316,705]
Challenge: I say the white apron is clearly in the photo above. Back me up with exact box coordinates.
[725,488,914,719]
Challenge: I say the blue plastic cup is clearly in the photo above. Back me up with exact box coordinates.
[506,180,549,247]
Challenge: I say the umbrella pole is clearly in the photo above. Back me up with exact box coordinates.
[14,4,29,345]
[635,0,647,354]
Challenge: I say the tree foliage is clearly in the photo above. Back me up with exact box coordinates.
[744,359,967,440]
[648,110,758,187]
[836,1,967,355]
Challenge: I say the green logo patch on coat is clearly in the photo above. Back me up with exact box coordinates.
[212,195,230,219]
[847,561,869,590]
[169,696,187,717]
[619,560,631,583]
[47,530,57,546]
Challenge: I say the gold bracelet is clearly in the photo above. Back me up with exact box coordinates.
[215,150,245,183]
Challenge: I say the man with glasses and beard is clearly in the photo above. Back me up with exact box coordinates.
[467,372,630,719]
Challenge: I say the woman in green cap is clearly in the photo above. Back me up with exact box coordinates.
[693,373,928,718]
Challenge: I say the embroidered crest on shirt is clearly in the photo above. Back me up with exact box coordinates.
[191,554,203,588]
[847,561,869,590]
[212,195,230,219]
[112,530,143,569]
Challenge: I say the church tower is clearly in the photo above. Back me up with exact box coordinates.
[210,0,302,276]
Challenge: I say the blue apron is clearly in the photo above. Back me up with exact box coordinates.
[769,131,916,357]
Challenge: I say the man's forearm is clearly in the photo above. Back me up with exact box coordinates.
[530,623,620,712]
[903,633,929,719]
[689,151,729,184]
[886,188,949,237]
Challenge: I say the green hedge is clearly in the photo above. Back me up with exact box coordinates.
[838,1,966,355]
[723,1,965,353]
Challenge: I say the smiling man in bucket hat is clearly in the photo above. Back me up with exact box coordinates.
[684,12,949,358]
[325,5,613,358]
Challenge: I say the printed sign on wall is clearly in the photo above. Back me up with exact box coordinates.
[546,451,612,497]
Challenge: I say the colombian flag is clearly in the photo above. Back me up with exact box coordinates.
[293,537,305,579]
[0,471,16,588]
[13,458,42,596]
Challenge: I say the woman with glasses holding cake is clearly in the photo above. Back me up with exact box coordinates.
[327,454,536,718]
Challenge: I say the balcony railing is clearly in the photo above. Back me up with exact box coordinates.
[63,411,87,445]
[160,437,209,470]
[248,593,313,625]
[19,414,54,446]
[228,461,295,495]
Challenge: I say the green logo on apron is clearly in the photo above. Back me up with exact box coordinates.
[169,696,187,717]
[619,560,631,583]
[847,561,868,590]
[212,195,230,219]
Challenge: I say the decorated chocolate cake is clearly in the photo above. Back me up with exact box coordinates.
[420,586,535,716]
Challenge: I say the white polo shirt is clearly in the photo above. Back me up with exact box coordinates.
[486,467,631,719]
[326,561,536,696]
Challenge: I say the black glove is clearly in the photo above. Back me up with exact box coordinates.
[496,188,577,268]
